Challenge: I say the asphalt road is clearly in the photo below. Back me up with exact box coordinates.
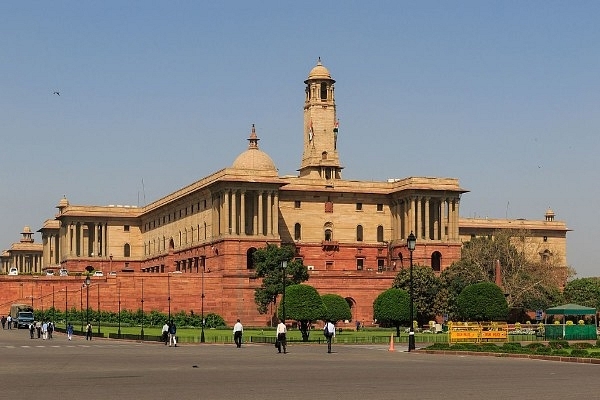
[0,328,598,399]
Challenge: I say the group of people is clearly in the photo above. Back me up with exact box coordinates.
[1,315,13,329]
[232,318,336,354]
[27,321,55,340]
[161,321,178,347]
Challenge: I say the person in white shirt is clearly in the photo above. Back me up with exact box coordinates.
[162,322,169,345]
[233,319,243,348]
[276,319,287,354]
[324,320,335,353]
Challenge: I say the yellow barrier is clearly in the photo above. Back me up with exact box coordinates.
[448,322,508,343]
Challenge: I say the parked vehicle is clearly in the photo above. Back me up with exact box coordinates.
[93,271,104,277]
[10,304,34,329]
[59,269,69,276]
[8,267,18,276]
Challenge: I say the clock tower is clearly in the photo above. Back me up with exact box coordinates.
[299,58,343,180]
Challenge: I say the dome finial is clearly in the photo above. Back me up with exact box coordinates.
[248,124,260,149]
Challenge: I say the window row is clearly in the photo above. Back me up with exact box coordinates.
[294,223,385,242]
[143,200,208,232]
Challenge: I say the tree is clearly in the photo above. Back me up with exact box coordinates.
[455,282,508,321]
[458,229,573,310]
[563,278,600,309]
[392,265,440,326]
[279,284,327,341]
[433,262,488,320]
[321,294,352,324]
[373,288,411,337]
[253,244,309,316]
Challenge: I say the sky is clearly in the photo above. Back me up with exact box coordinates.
[1,1,598,277]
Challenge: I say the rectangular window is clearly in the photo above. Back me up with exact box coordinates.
[356,203,362,211]
[356,259,364,271]
[377,259,385,272]
[294,200,301,209]
[124,225,129,232]
[377,203,383,212]
[325,261,334,270]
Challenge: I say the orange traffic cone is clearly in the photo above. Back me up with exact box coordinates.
[388,334,395,352]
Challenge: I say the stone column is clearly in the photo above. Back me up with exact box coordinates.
[273,191,279,236]
[258,191,264,236]
[266,191,273,236]
[231,190,238,235]
[240,190,246,235]
[424,197,430,241]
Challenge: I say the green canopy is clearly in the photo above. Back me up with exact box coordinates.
[545,303,596,316]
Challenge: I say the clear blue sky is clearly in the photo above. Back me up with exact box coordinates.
[1,2,598,277]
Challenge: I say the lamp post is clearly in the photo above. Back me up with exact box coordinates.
[407,231,416,352]
[52,286,55,324]
[80,285,83,331]
[97,284,100,334]
[109,254,113,274]
[85,275,91,325]
[167,272,171,323]
[65,285,68,327]
[201,265,205,343]
[140,278,144,338]
[281,261,287,323]
[117,282,121,336]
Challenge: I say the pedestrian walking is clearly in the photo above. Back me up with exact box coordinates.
[233,319,243,348]
[276,319,287,354]
[169,321,177,347]
[67,323,74,341]
[86,323,93,340]
[1,315,6,329]
[7,315,12,329]
[29,322,35,339]
[323,320,335,353]
[162,321,169,345]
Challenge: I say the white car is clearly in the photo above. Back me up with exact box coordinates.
[59,269,69,277]
[8,267,18,276]
[45,270,55,276]
[93,271,104,277]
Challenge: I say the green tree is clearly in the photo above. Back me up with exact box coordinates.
[373,288,411,337]
[433,262,488,320]
[321,294,352,323]
[253,244,309,315]
[455,282,508,321]
[392,265,440,326]
[458,229,572,310]
[563,278,600,309]
[279,284,326,341]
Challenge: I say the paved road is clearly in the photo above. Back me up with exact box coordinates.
[0,328,598,399]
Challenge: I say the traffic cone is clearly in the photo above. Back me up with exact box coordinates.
[388,334,395,352]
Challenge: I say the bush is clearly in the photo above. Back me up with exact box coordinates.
[552,349,569,356]
[428,343,450,350]
[570,349,589,357]
[526,342,546,350]
[535,346,552,354]
[572,342,593,349]
[548,340,570,350]
[450,343,478,351]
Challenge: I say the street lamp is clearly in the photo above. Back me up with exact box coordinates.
[167,272,171,323]
[117,282,121,336]
[85,275,91,325]
[65,285,68,327]
[140,278,144,338]
[201,265,205,343]
[97,284,100,334]
[407,231,416,352]
[281,260,287,323]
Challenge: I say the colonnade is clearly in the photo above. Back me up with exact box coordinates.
[60,222,109,258]
[392,195,460,242]
[212,188,279,237]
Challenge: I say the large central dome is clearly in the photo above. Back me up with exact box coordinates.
[231,125,277,173]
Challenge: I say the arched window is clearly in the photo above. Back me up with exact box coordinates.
[377,225,384,242]
[294,223,301,240]
[431,251,442,272]
[246,248,257,269]
[124,243,131,258]
[320,82,327,100]
[356,225,363,242]
[325,229,333,241]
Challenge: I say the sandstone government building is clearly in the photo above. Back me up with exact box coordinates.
[1,60,570,327]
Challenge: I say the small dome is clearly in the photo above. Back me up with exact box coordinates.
[231,125,277,172]
[22,226,31,233]
[307,58,333,81]
[57,196,69,208]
